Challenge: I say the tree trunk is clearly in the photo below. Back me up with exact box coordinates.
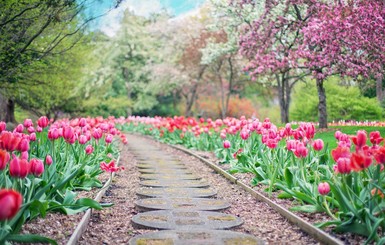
[0,92,7,122]
[376,74,384,102]
[185,82,198,117]
[276,73,290,123]
[316,78,328,128]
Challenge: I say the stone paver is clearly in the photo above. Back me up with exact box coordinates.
[135,197,230,211]
[127,136,263,245]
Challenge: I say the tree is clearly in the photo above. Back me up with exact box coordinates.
[298,0,385,128]
[234,0,310,123]
[0,0,122,122]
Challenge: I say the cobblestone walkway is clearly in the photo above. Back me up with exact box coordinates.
[127,136,264,245]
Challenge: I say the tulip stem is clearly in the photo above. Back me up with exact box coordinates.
[323,198,337,220]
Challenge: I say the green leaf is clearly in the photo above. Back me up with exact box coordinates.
[334,222,370,237]
[6,234,57,245]
[284,168,293,188]
[277,192,292,199]
[290,205,322,213]
[75,198,102,210]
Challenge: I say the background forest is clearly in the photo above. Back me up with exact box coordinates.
[1,0,384,127]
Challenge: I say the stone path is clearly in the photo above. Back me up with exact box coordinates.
[127,137,264,245]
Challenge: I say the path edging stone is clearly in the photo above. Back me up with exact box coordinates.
[66,155,121,245]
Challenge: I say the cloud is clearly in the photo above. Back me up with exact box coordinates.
[99,0,164,37]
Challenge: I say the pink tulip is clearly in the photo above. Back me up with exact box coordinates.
[48,128,59,140]
[85,145,94,155]
[0,122,6,133]
[36,126,42,132]
[23,119,33,128]
[45,155,53,165]
[30,158,44,177]
[240,130,249,140]
[105,134,113,144]
[318,182,330,195]
[92,128,103,140]
[20,151,28,160]
[294,142,308,158]
[29,133,36,142]
[37,116,49,128]
[0,189,23,221]
[312,139,324,151]
[223,140,231,149]
[62,126,74,141]
[337,157,351,174]
[17,138,29,152]
[78,135,88,144]
[78,118,87,127]
[14,124,24,133]
[27,126,35,134]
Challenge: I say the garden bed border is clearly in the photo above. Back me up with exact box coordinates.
[66,155,121,245]
[169,144,344,245]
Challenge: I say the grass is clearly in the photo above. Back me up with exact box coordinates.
[316,126,385,150]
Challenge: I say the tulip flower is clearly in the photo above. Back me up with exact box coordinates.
[336,157,352,174]
[223,140,231,149]
[318,182,330,195]
[350,152,372,171]
[20,151,28,160]
[37,116,49,128]
[85,145,94,155]
[30,158,44,177]
[78,118,87,127]
[312,139,324,151]
[0,149,10,170]
[14,124,24,133]
[92,128,103,140]
[48,128,60,140]
[62,126,74,141]
[105,134,113,144]
[351,130,367,150]
[17,138,30,152]
[9,155,29,178]
[0,132,21,152]
[24,119,33,128]
[0,189,23,221]
[29,133,36,142]
[240,130,249,140]
[100,160,122,173]
[27,126,35,134]
[45,155,53,165]
[370,131,383,145]
[0,122,6,133]
[78,135,88,145]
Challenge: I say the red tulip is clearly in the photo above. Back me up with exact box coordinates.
[351,130,367,150]
[9,155,29,178]
[370,131,383,145]
[350,152,372,171]
[0,132,21,152]
[30,158,44,177]
[223,140,231,149]
[331,146,351,162]
[100,160,121,173]
[0,149,10,170]
[0,189,23,221]
[374,146,385,164]
[318,182,330,195]
[37,116,49,128]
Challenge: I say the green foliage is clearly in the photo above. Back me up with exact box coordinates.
[291,78,383,121]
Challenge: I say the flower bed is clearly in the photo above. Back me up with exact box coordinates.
[120,116,385,244]
[0,116,126,244]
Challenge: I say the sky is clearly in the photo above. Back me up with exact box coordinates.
[89,0,205,36]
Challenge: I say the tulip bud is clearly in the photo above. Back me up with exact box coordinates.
[18,138,30,152]
[240,130,249,140]
[29,133,36,142]
[0,189,23,221]
[63,126,74,141]
[37,116,49,128]
[337,157,351,174]
[223,140,231,149]
[30,158,44,177]
[45,155,53,165]
[0,122,6,133]
[78,135,88,145]
[85,145,94,155]
[318,182,330,195]
[312,139,324,151]
[78,118,87,127]
[20,151,28,160]
[105,134,113,144]
[14,124,24,133]
[9,155,29,178]
[23,119,33,128]
[0,149,10,170]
